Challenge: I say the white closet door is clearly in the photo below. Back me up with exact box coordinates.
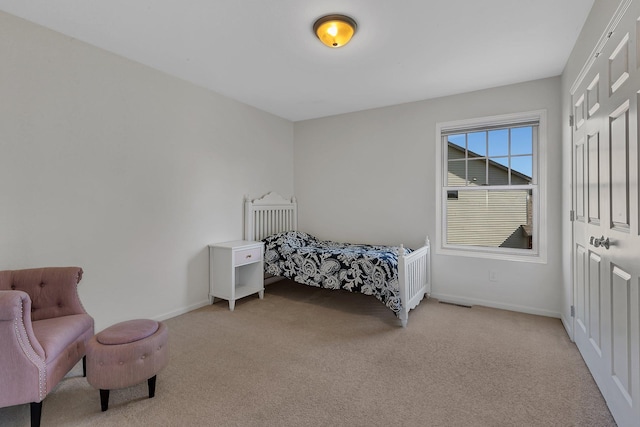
[571,3,640,426]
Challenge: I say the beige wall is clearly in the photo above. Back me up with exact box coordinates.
[294,77,563,317]
[0,12,294,330]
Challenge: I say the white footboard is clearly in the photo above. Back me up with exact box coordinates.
[397,237,431,327]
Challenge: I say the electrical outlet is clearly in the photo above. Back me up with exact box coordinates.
[489,270,498,282]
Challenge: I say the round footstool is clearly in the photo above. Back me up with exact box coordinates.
[86,319,169,411]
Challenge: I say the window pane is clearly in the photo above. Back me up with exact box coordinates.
[511,127,533,155]
[466,158,487,185]
[488,158,510,185]
[467,132,487,156]
[448,134,466,149]
[446,189,533,249]
[511,155,533,181]
[488,129,509,156]
[490,156,509,168]
[447,142,466,160]
[447,160,466,185]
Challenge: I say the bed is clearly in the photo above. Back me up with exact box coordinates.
[244,192,431,327]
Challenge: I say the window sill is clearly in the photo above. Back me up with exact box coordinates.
[436,246,547,264]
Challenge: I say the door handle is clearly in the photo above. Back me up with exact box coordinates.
[590,235,611,249]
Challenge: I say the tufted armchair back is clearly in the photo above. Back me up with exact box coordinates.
[0,267,86,321]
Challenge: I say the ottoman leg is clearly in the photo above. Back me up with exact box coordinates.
[148,375,157,398]
[82,356,87,377]
[99,389,110,412]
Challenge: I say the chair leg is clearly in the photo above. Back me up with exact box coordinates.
[82,355,87,377]
[148,375,157,398]
[30,401,42,427]
[99,389,110,412]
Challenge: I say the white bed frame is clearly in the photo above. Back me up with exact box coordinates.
[244,192,431,327]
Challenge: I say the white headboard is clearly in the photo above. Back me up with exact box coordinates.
[244,192,298,241]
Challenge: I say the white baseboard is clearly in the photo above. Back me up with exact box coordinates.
[152,299,211,323]
[430,292,561,319]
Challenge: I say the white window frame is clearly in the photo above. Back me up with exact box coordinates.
[435,110,548,263]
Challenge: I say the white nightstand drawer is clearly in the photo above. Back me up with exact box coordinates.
[234,247,262,266]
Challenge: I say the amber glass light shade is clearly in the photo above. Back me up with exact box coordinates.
[313,15,357,48]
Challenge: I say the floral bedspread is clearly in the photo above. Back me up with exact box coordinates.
[263,231,410,314]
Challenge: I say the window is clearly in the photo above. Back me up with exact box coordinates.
[435,111,547,262]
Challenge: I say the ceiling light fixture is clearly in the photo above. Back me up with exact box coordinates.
[313,14,357,48]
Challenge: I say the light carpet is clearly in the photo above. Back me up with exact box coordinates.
[0,279,616,426]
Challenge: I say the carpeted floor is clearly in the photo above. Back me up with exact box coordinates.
[0,279,616,426]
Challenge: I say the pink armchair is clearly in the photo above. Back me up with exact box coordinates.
[0,267,94,427]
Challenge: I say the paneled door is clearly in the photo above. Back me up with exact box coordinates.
[571,3,640,426]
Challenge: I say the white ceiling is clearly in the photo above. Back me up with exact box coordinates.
[0,0,594,122]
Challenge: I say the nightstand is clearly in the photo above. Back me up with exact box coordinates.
[209,240,264,311]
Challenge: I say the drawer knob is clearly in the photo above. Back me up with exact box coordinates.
[246,254,252,258]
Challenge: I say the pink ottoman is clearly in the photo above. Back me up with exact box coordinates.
[86,319,169,411]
